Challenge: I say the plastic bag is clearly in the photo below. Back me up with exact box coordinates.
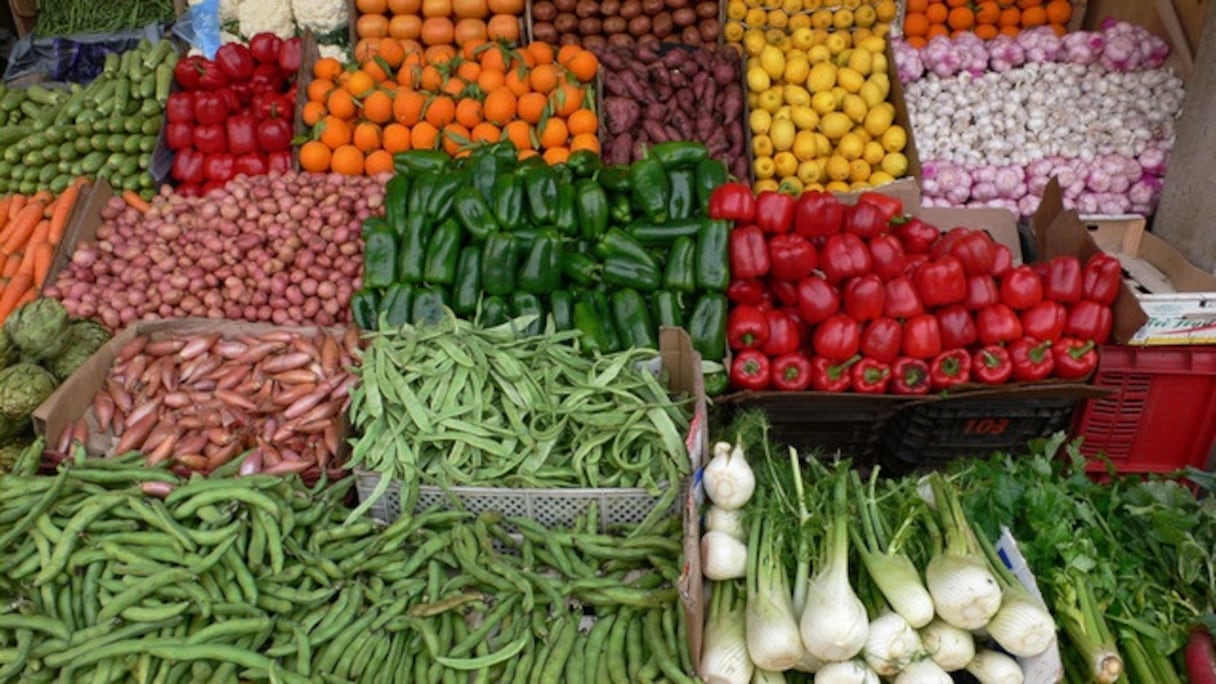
[173,0,223,59]
[3,24,164,85]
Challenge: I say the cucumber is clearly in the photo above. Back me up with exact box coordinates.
[107,134,126,152]
[139,136,156,153]
[106,118,125,134]
[138,74,156,100]
[81,151,107,174]
[90,134,108,150]
[38,164,58,184]
[74,137,91,155]
[138,153,152,168]
[105,153,125,171]
[122,136,141,154]
[141,117,161,136]
[69,161,84,176]
[25,149,44,166]
[118,156,139,176]
[57,160,71,174]
[44,128,64,144]
[18,180,36,195]
[50,174,72,194]
[140,99,161,118]
[124,116,145,134]
[58,141,77,160]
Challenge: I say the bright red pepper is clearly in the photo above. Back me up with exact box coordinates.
[796,277,840,324]
[1044,256,1083,303]
[852,358,892,394]
[1031,262,1050,282]
[771,352,813,391]
[165,122,193,151]
[820,233,872,283]
[883,276,924,319]
[728,305,769,350]
[793,190,843,239]
[769,279,799,307]
[843,275,885,322]
[224,114,259,156]
[216,43,256,82]
[1021,300,1067,341]
[903,314,943,360]
[813,314,861,361]
[768,234,817,282]
[267,150,294,174]
[198,60,230,91]
[868,234,906,282]
[976,304,1024,345]
[193,92,229,126]
[166,92,195,123]
[1053,337,1098,379]
[730,350,771,391]
[972,345,1013,385]
[990,244,1014,277]
[937,305,978,350]
[192,124,227,154]
[811,356,857,392]
[174,55,205,90]
[895,218,939,255]
[175,183,202,198]
[891,357,931,395]
[1009,337,1055,382]
[278,37,303,77]
[203,153,236,183]
[253,91,294,120]
[730,225,770,279]
[783,307,811,341]
[1082,253,1122,305]
[964,274,1001,311]
[235,153,269,177]
[930,349,971,390]
[949,229,997,276]
[915,256,967,308]
[728,279,768,306]
[856,192,903,225]
[756,191,796,234]
[708,182,756,223]
[842,201,886,240]
[903,253,930,278]
[171,148,206,184]
[860,318,902,364]
[931,227,970,259]
[1000,266,1044,310]
[250,63,285,93]
[249,32,283,65]
[1065,300,1113,344]
[257,118,293,153]
[761,309,802,356]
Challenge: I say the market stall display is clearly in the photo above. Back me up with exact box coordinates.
[0,179,87,305]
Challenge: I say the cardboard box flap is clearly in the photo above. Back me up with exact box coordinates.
[1082,216,1216,294]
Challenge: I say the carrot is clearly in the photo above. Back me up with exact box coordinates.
[122,190,151,215]
[32,242,54,288]
[0,196,12,229]
[16,238,39,276]
[29,190,51,206]
[7,195,25,222]
[1,254,20,279]
[15,288,35,308]
[0,203,45,256]
[48,181,85,244]
[0,273,33,323]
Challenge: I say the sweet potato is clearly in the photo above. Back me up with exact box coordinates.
[669,109,692,137]
[690,71,708,101]
[669,70,688,88]
[643,119,668,143]
[609,133,634,165]
[721,83,743,124]
[644,102,666,121]
[675,88,695,115]
[705,127,729,158]
[619,70,649,101]
[660,49,686,69]
[695,110,716,142]
[604,96,643,135]
[703,78,717,114]
[728,123,744,157]
[712,55,737,86]
[730,158,749,183]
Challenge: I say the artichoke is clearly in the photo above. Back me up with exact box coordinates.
[0,328,18,369]
[5,298,70,361]
[0,363,58,423]
[0,442,24,473]
[45,320,112,381]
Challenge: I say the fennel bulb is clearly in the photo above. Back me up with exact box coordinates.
[791,651,824,673]
[965,649,1025,684]
[855,472,935,629]
[919,619,975,671]
[863,612,923,676]
[703,530,748,580]
[813,660,880,684]
[924,476,1002,630]
[751,669,787,684]
[984,584,1057,657]
[707,505,747,540]
[893,659,953,683]
[704,439,755,510]
[799,475,868,662]
[702,581,754,684]
[745,523,803,671]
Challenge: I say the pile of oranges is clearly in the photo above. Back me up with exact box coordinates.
[299,40,601,175]
[354,0,524,59]
[902,0,1072,46]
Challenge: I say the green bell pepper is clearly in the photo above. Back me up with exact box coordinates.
[395,213,428,284]
[451,246,482,317]
[573,293,611,354]
[599,165,631,193]
[453,186,500,242]
[362,220,397,289]
[508,228,545,254]
[588,290,621,352]
[379,283,414,328]
[393,149,450,176]
[653,291,685,329]
[627,218,703,246]
[412,288,448,327]
[649,141,709,170]
[566,150,602,179]
[407,170,439,219]
[694,158,728,211]
[574,179,608,241]
[491,173,525,231]
[426,171,465,220]
[477,296,511,328]
[423,218,462,286]
[663,236,697,294]
[628,157,670,223]
[384,175,410,237]
[518,233,562,294]
[609,193,633,226]
[524,165,558,224]
[688,293,727,361]
[511,292,545,336]
[597,229,662,291]
[350,289,380,331]
[611,289,659,350]
[666,168,696,221]
[695,219,731,291]
[553,183,578,236]
[596,228,656,264]
[468,149,500,202]
[550,290,575,331]
[480,233,519,296]
[561,252,600,286]
[703,370,729,396]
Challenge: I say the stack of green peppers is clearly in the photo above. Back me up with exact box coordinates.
[352,140,730,385]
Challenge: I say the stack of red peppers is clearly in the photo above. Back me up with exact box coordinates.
[712,182,1121,394]
[167,34,302,195]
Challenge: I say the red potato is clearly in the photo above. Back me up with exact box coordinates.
[579,16,604,34]
[600,0,621,14]
[532,0,558,21]
[554,0,576,12]
[532,22,559,43]
[672,7,696,25]
[619,0,642,18]
[652,11,674,37]
[695,0,717,17]
[555,12,579,32]
[602,16,628,34]
[575,0,599,17]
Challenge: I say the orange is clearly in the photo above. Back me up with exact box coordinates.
[346,70,376,97]
[364,90,395,124]
[550,84,582,117]
[442,77,469,96]
[353,122,383,151]
[388,0,421,12]
[331,145,365,176]
[383,123,412,152]
[947,7,973,29]
[483,88,517,125]
[354,38,382,63]
[421,17,455,45]
[518,148,539,161]
[461,38,488,60]
[926,23,950,38]
[313,57,343,81]
[480,45,508,71]
[420,65,445,91]
[1000,24,1020,36]
[565,50,598,83]
[422,0,452,16]
[487,0,524,12]
[924,2,948,23]
[486,14,520,41]
[376,37,407,67]
[326,89,355,120]
[542,147,570,165]
[477,67,505,93]
[556,44,581,67]
[998,7,1020,26]
[527,42,554,65]
[502,120,533,150]
[425,96,457,127]
[471,121,501,143]
[945,0,967,6]
[357,0,388,12]
[454,18,488,45]
[1045,0,1070,24]
[412,121,440,149]
[1017,0,1042,7]
[425,45,458,64]
[319,116,353,149]
[528,64,560,94]
[357,15,390,39]
[442,123,471,154]
[905,35,928,48]
[1020,6,1046,26]
[569,133,599,154]
[456,60,481,82]
[302,101,327,126]
[390,15,422,40]
[975,23,999,39]
[397,63,422,88]
[453,0,489,18]
[504,68,531,96]
[299,141,332,172]
[567,109,597,136]
[975,1,1000,24]
[362,59,392,83]
[906,0,928,11]
[516,91,547,124]
[307,78,335,102]
[366,150,395,175]
[538,117,568,148]
[904,12,930,36]
[455,98,483,128]
[1048,22,1066,35]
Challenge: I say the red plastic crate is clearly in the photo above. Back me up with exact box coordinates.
[1074,346,1216,474]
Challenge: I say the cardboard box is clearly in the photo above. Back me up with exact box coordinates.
[1080,214,1216,346]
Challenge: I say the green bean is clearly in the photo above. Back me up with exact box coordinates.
[606,608,633,684]
[33,493,125,586]
[96,568,192,622]
[0,470,68,550]
[646,608,695,684]
[582,612,616,682]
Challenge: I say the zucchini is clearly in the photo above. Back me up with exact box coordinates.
[81,151,107,174]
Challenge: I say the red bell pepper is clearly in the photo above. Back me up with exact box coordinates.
[761,309,801,356]
[769,279,800,307]
[193,125,227,154]
[278,37,303,78]
[883,276,924,319]
[902,253,930,278]
[235,153,269,177]
[730,350,771,391]
[852,358,892,394]
[165,122,193,151]
[930,349,971,390]
[890,357,931,395]
[843,274,885,322]
[949,229,997,276]
[771,352,813,391]
[249,32,283,65]
[171,148,206,184]
[937,305,978,350]
[914,256,967,308]
[708,182,756,223]
[820,233,872,283]
[1044,256,1083,303]
[857,191,903,225]
[193,91,229,126]
[728,280,769,306]
[796,277,840,324]
[768,233,817,282]
[198,60,231,91]
[1065,300,1113,344]
[868,234,906,282]
[216,43,256,82]
[253,91,294,120]
[813,314,861,361]
[257,118,293,153]
[842,201,887,240]
[1000,266,1044,310]
[811,356,858,392]
[166,92,195,123]
[268,150,294,174]
[250,63,285,93]
[894,218,939,255]
[730,225,770,279]
[1020,300,1067,342]
[1053,337,1097,379]
[931,227,969,259]
[174,55,206,90]
[1009,337,1055,382]
[225,114,259,156]
[990,244,1014,277]
[203,153,236,183]
[902,314,943,360]
[964,274,1001,311]
[860,318,902,364]
[973,345,1013,385]
[1082,253,1122,305]
[728,305,769,350]
[756,191,796,234]
[1031,262,1050,282]
[977,304,1024,345]
[793,190,843,239]
[783,307,811,341]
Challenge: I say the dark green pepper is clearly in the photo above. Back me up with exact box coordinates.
[451,246,482,317]
[553,183,578,236]
[574,179,608,241]
[393,149,450,176]
[602,257,661,292]
[573,299,610,354]
[653,291,685,329]
[599,165,631,193]
[588,290,621,352]
[663,236,697,294]
[566,150,602,178]
[550,290,575,331]
[628,157,670,223]
[510,292,545,336]
[703,370,729,396]
[412,288,449,327]
[649,141,709,170]
[350,289,380,331]
[395,213,428,284]
[695,219,731,291]
[468,149,499,202]
[609,193,632,226]
[379,283,414,328]
[426,171,465,219]
[508,228,545,254]
[688,293,728,361]
[407,170,440,219]
[596,228,656,264]
[694,158,728,211]
[627,218,703,246]
[561,252,600,286]
[477,296,511,328]
[423,218,462,286]
[611,289,659,350]
[666,168,696,221]
[384,175,410,237]
[480,233,519,296]
[362,220,397,289]
[453,186,499,242]
[524,165,558,224]
[491,173,525,231]
[518,233,562,294]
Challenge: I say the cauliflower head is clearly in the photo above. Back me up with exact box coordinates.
[318,43,351,62]
[219,0,241,22]
[239,0,296,39]
[292,0,348,34]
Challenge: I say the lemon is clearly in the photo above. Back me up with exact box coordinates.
[849,159,871,182]
[858,81,884,108]
[880,151,908,177]
[781,0,800,13]
[863,106,893,137]
[842,94,868,123]
[837,67,864,93]
[872,52,888,75]
[854,27,872,42]
[791,27,815,50]
[833,8,854,29]
[811,91,838,115]
[755,179,780,193]
[811,9,833,29]
[752,134,774,158]
[767,9,789,29]
[803,0,822,9]
[762,0,780,10]
[869,72,890,97]
[727,0,747,20]
[774,151,799,178]
[744,0,761,8]
[781,177,805,194]
[819,111,852,140]
[754,157,776,180]
[810,28,830,45]
[814,132,832,157]
[750,109,773,135]
[791,107,819,131]
[825,155,851,181]
[869,170,895,186]
[747,67,771,93]
[853,127,871,143]
[759,87,784,113]
[784,84,811,107]
[770,118,796,151]
[808,44,832,65]
[854,5,876,28]
[875,0,895,21]
[881,125,907,152]
[789,14,812,30]
[794,130,818,160]
[859,35,886,53]
[785,57,810,86]
[774,105,792,120]
[747,92,758,109]
[797,160,823,185]
[825,32,849,55]
[724,21,745,43]
[815,156,828,175]
[830,86,848,107]
[807,62,837,93]
[824,180,849,192]
[862,140,886,165]
[767,29,790,49]
[837,132,864,160]
[744,30,767,55]
[847,49,872,76]
[760,45,786,80]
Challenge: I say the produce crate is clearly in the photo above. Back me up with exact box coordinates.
[525,0,721,49]
[1074,345,1216,474]
[353,327,709,527]
[37,177,97,296]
